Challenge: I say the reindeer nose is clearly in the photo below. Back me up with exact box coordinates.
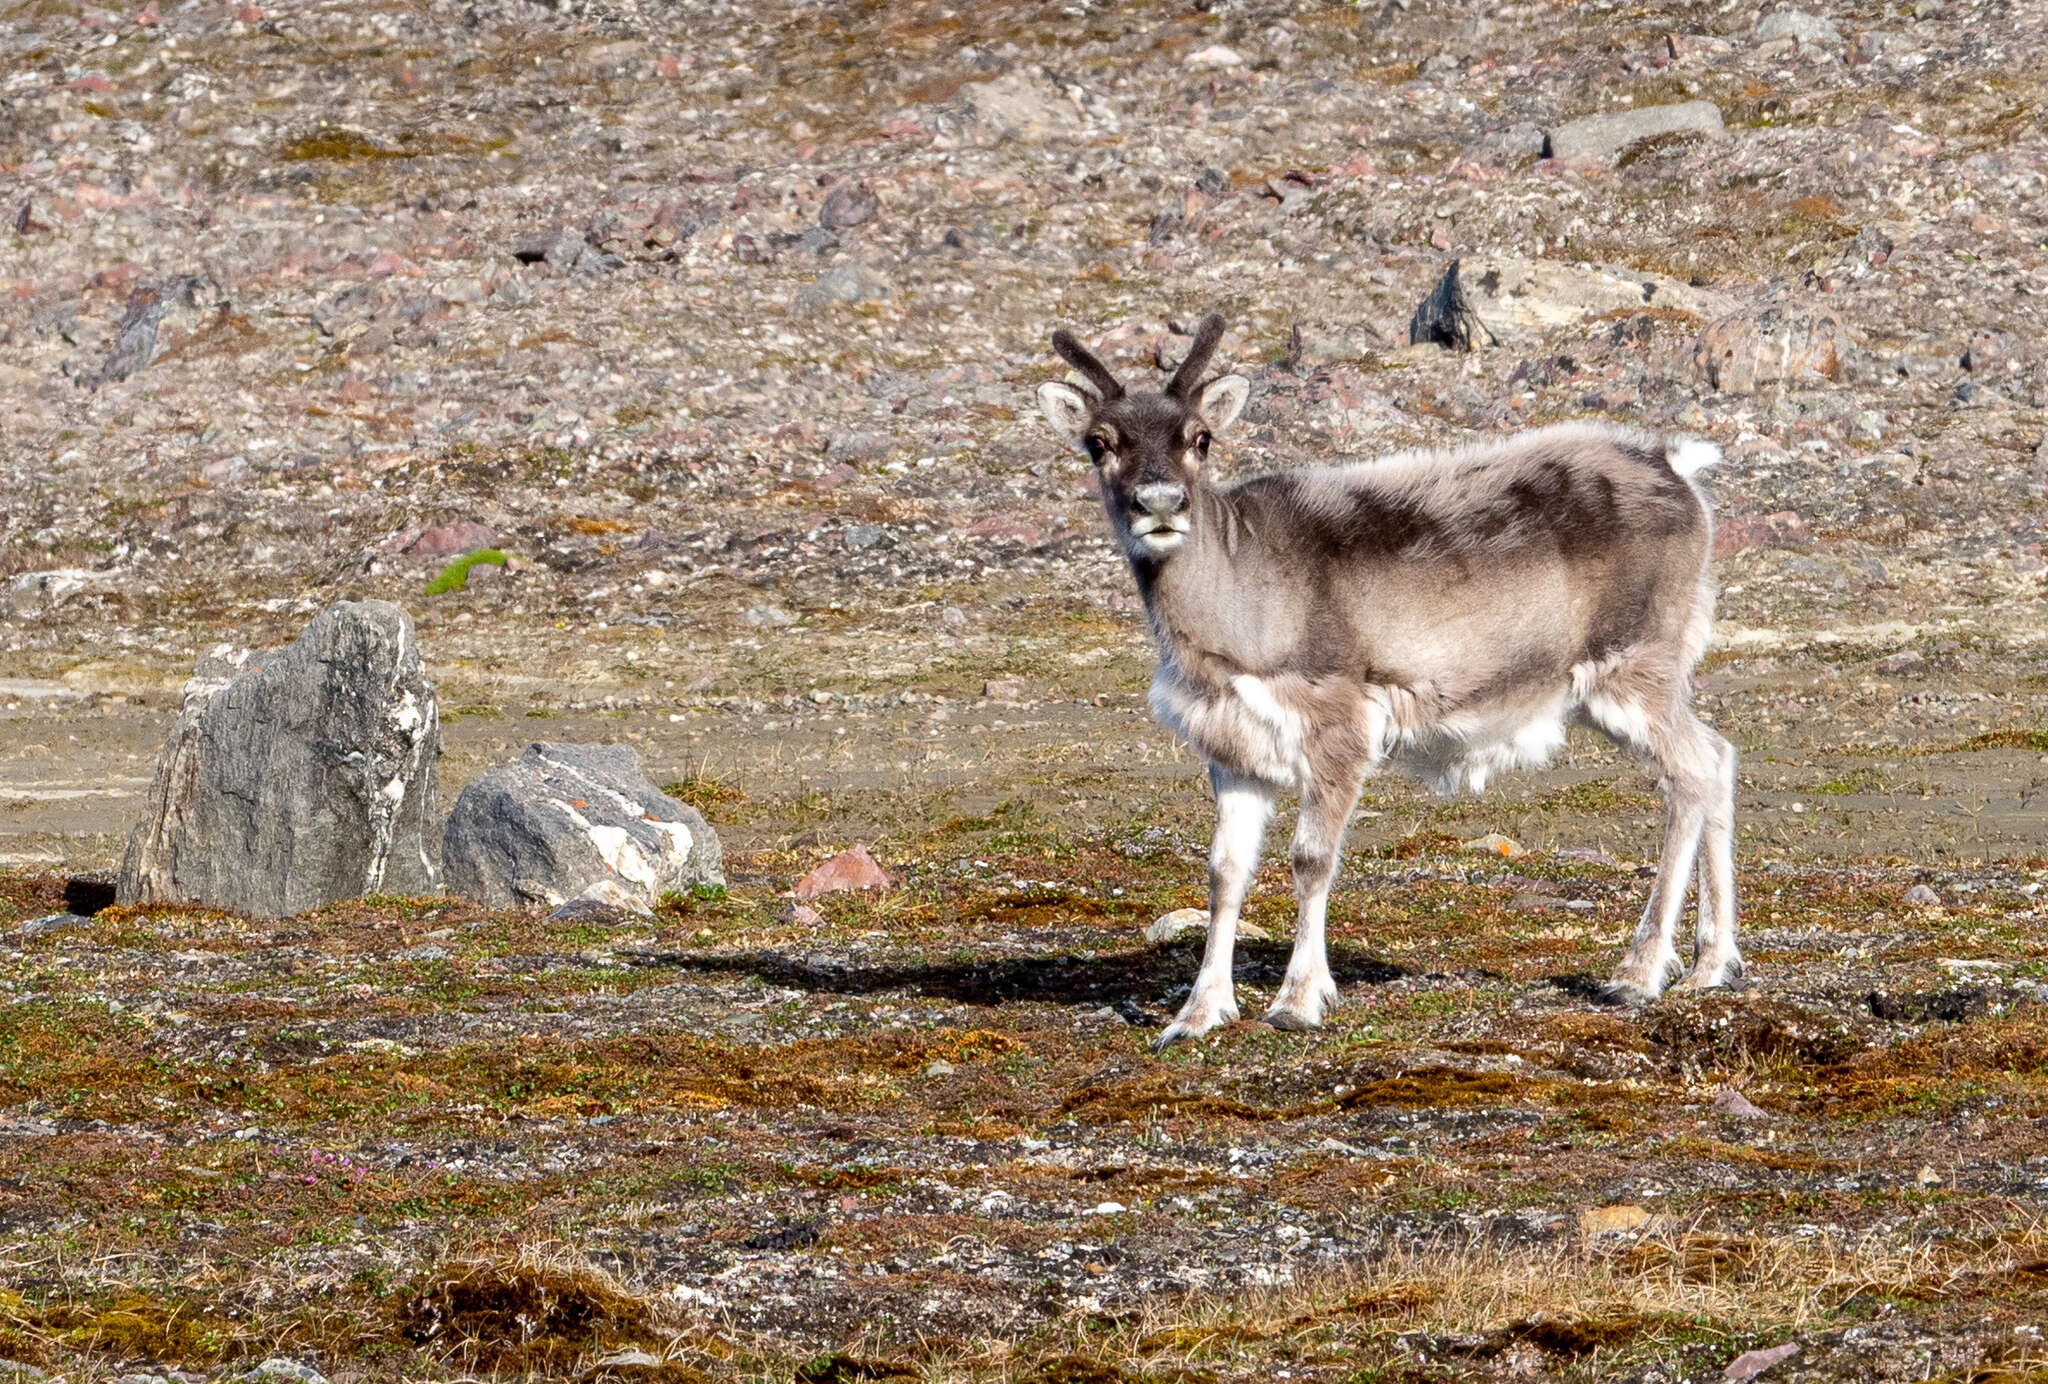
[1135,482,1188,519]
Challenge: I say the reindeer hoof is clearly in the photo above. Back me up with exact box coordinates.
[1262,1008,1323,1033]
[1600,976,1665,1007]
[1673,956,1746,992]
[1153,1001,1237,1050]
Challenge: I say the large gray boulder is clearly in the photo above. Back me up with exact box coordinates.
[118,601,442,917]
[443,743,723,913]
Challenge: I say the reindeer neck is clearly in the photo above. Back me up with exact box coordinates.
[1132,485,1258,684]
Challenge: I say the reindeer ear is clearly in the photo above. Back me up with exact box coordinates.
[1037,381,1093,441]
[1197,375,1250,434]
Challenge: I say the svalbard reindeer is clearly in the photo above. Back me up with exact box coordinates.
[1038,314,1738,1048]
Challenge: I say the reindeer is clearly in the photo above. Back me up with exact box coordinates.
[1038,314,1738,1047]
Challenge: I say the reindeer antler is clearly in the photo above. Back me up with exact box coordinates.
[1167,313,1226,400]
[1051,329,1125,401]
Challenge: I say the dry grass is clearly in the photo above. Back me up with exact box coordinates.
[993,1219,2048,1377]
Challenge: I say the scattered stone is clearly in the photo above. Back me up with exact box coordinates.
[1916,1164,1942,1188]
[1754,9,1840,44]
[401,520,495,557]
[1845,30,1884,64]
[783,902,824,926]
[842,523,886,552]
[1694,301,1849,393]
[1462,122,1547,169]
[1874,649,1924,675]
[1507,891,1566,912]
[444,742,723,912]
[1144,908,1269,944]
[513,225,586,269]
[1461,256,1734,344]
[4,569,95,621]
[1182,44,1245,69]
[740,604,796,628]
[547,895,637,926]
[928,67,1096,149]
[1713,510,1810,558]
[1287,319,1383,368]
[825,431,892,464]
[792,844,892,900]
[14,913,93,939]
[1578,1204,1651,1236]
[1713,1086,1768,1119]
[1408,259,1490,353]
[1724,1342,1799,1382]
[981,677,1028,700]
[792,263,892,312]
[1903,883,1942,908]
[1544,100,1724,165]
[819,181,879,230]
[1085,1201,1128,1215]
[923,1059,954,1077]
[1464,832,1526,859]
[241,1360,330,1384]
[117,602,443,918]
[96,287,166,386]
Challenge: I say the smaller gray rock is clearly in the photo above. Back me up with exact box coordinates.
[825,431,893,464]
[819,182,880,230]
[1755,9,1841,43]
[242,1360,330,1384]
[741,604,795,628]
[443,742,724,913]
[548,895,637,925]
[14,913,93,939]
[1544,101,1724,165]
[792,264,892,313]
[843,524,886,552]
[5,569,95,620]
[514,226,586,270]
[1903,883,1942,908]
[1713,1086,1768,1120]
[1874,649,1924,675]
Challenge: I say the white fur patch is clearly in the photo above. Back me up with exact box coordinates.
[1669,439,1722,476]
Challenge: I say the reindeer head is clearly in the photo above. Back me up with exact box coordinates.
[1037,314,1250,561]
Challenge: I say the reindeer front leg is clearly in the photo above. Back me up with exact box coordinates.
[1265,764,1367,1031]
[1155,766,1274,1050]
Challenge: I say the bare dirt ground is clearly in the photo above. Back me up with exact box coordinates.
[4,0,2048,1378]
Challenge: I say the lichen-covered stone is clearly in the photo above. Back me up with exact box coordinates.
[443,742,723,912]
[118,601,442,917]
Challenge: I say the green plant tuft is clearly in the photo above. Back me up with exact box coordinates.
[424,549,507,596]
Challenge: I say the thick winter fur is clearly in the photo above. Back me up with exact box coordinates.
[1039,315,1740,1047]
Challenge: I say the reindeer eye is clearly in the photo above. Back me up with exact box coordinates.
[1083,435,1109,463]
[1195,432,1212,455]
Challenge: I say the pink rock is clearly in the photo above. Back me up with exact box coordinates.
[655,55,682,78]
[1713,1086,1767,1120]
[792,845,892,901]
[965,514,1042,546]
[783,903,823,926]
[1713,510,1808,558]
[1724,1342,1798,1381]
[404,521,495,557]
